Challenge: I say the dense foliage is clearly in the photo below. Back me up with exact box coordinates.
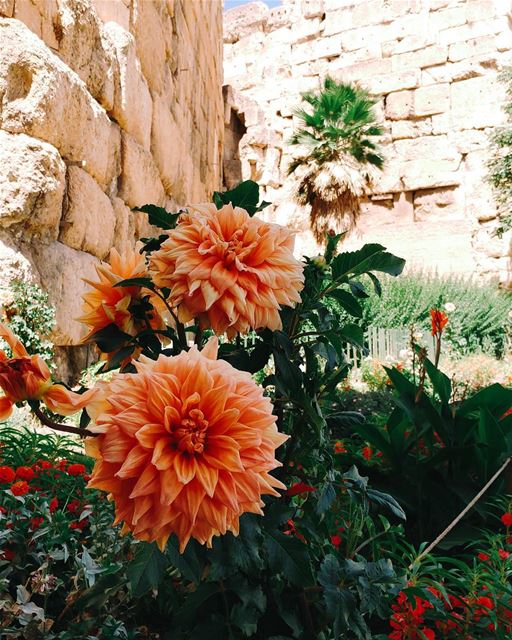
[488,68,512,235]
[358,270,512,357]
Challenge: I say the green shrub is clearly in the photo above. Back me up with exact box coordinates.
[359,270,512,357]
[3,280,56,365]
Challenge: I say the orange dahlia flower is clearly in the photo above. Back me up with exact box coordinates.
[149,203,304,338]
[86,338,287,551]
[0,323,96,421]
[79,248,164,364]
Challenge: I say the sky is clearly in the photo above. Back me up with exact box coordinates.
[224,0,282,10]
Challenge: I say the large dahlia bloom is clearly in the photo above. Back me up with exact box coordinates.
[86,338,287,551]
[149,203,304,338]
[0,323,96,420]
[79,248,164,364]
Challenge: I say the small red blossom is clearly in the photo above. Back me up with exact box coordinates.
[478,552,490,561]
[10,480,29,496]
[285,482,316,497]
[70,518,88,531]
[56,459,68,471]
[362,446,373,461]
[330,534,342,548]
[15,466,34,481]
[67,499,80,513]
[476,596,494,610]
[30,516,44,530]
[501,513,512,527]
[37,460,52,470]
[0,466,15,484]
[430,309,449,336]
[0,506,6,515]
[67,463,86,476]
[499,549,510,560]
[334,440,346,454]
[49,497,58,513]
[1,549,15,561]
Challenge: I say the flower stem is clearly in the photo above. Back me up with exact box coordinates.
[31,405,96,438]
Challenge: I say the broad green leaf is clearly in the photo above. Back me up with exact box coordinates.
[327,289,363,317]
[424,358,451,404]
[133,204,181,230]
[114,277,154,290]
[213,180,267,215]
[174,582,221,624]
[88,323,132,353]
[126,543,168,596]
[166,536,203,583]
[332,244,405,281]
[265,531,315,587]
[459,383,512,418]
[318,554,342,589]
[339,323,365,350]
[366,489,406,520]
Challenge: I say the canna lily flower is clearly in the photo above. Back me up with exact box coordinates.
[149,203,304,338]
[0,322,96,420]
[78,248,165,366]
[430,308,448,337]
[85,337,288,552]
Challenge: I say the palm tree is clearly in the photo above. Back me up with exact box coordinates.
[288,76,384,242]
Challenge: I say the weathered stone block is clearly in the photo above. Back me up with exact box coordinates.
[59,166,116,259]
[151,94,183,194]
[0,0,14,17]
[429,6,466,33]
[13,0,42,38]
[391,45,448,71]
[111,197,136,255]
[367,70,420,94]
[0,19,119,189]
[119,133,166,208]
[92,0,130,30]
[0,232,36,309]
[448,36,497,61]
[131,0,170,93]
[385,90,413,120]
[401,159,462,190]
[413,83,450,116]
[451,75,506,129]
[102,21,153,150]
[0,131,65,241]
[391,119,432,140]
[224,1,269,43]
[413,186,461,222]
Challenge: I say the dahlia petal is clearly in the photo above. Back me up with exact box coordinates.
[116,446,149,479]
[152,438,176,471]
[129,465,159,498]
[200,336,218,361]
[195,460,219,497]
[0,322,28,358]
[160,468,184,505]
[203,435,243,471]
[173,453,197,485]
[136,423,166,449]
[43,384,97,416]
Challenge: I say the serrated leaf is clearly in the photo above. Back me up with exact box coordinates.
[332,244,405,281]
[327,289,363,317]
[265,531,315,587]
[114,277,154,290]
[133,204,181,230]
[88,323,132,353]
[126,543,168,596]
[213,180,263,215]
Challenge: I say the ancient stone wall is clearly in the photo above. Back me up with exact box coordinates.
[224,0,512,281]
[0,0,223,354]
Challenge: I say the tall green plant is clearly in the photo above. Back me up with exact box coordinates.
[288,77,384,241]
[487,68,512,235]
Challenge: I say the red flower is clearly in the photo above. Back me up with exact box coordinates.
[478,552,490,561]
[499,549,510,560]
[15,466,34,481]
[285,482,316,497]
[421,628,435,640]
[334,441,346,454]
[10,480,29,496]
[1,549,15,561]
[330,534,342,548]
[430,309,448,336]
[362,446,373,461]
[70,519,88,531]
[49,497,58,513]
[0,506,6,515]
[66,499,80,513]
[476,596,494,610]
[29,516,44,530]
[501,513,512,527]
[0,466,15,484]
[56,459,67,471]
[37,460,52,470]
[67,463,86,476]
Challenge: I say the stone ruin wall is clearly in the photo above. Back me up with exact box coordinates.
[224,0,512,281]
[0,0,223,373]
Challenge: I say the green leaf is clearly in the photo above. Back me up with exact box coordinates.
[133,204,181,230]
[213,180,266,215]
[114,277,155,290]
[318,554,342,589]
[175,583,221,625]
[316,482,337,514]
[366,489,406,520]
[327,289,363,317]
[166,536,203,583]
[367,272,382,296]
[88,323,132,353]
[325,232,345,263]
[126,543,168,596]
[458,383,512,418]
[265,531,315,587]
[339,323,366,350]
[424,358,451,404]
[332,244,405,281]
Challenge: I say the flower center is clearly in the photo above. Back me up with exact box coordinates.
[171,408,209,455]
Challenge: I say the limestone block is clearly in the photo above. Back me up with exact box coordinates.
[466,1,497,22]
[394,135,459,164]
[92,0,130,30]
[224,2,269,43]
[0,232,37,308]
[439,17,508,46]
[428,6,466,33]
[131,0,170,93]
[401,160,462,190]
[53,0,114,108]
[367,70,420,94]
[102,22,153,150]
[340,25,384,52]
[382,33,436,56]
[151,94,183,193]
[0,19,119,189]
[267,5,291,30]
[448,36,497,62]
[0,131,65,241]
[111,197,136,255]
[119,133,166,208]
[451,75,506,129]
[31,241,100,345]
[59,166,116,259]
[413,83,450,116]
[302,0,324,20]
[323,8,353,35]
[391,119,432,140]
[391,45,448,71]
[340,57,393,81]
[385,90,413,120]
[413,186,462,222]
[0,0,14,17]
[452,129,489,154]
[13,0,41,38]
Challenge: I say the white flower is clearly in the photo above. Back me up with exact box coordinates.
[508,309,512,320]
[444,302,456,313]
